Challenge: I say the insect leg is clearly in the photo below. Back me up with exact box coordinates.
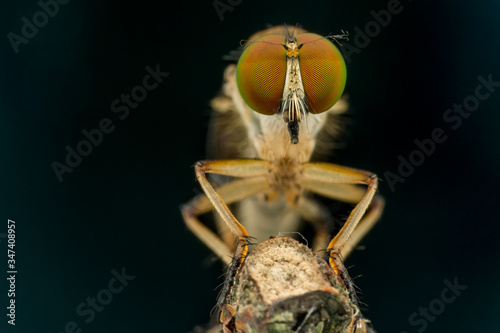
[301,162,379,269]
[189,159,270,326]
[182,176,267,264]
[194,159,269,238]
[301,181,385,258]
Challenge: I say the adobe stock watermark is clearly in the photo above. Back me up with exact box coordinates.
[400,277,467,333]
[384,74,499,192]
[213,0,243,22]
[7,0,72,54]
[51,64,169,183]
[338,0,407,64]
[49,267,135,333]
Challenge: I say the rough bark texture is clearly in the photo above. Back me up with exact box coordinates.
[224,237,358,333]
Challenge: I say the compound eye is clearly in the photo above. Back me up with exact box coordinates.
[297,33,347,114]
[236,34,287,115]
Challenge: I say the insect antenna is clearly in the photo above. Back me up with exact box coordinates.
[282,22,292,43]
[290,22,301,40]
[325,30,350,46]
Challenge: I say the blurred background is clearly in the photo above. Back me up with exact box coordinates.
[1,0,499,332]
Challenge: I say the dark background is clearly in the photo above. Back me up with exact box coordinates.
[1,0,499,332]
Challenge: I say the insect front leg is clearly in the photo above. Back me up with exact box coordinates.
[186,159,271,328]
[181,159,270,264]
[301,162,380,269]
[302,163,383,333]
[181,176,266,264]
[301,181,385,258]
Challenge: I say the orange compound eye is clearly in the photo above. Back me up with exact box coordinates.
[236,34,287,115]
[296,33,347,114]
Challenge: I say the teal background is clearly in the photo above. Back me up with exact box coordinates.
[1,0,499,332]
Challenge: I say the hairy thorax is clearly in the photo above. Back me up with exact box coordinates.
[255,110,325,205]
[238,113,326,243]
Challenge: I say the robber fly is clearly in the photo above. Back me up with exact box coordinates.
[181,25,384,331]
